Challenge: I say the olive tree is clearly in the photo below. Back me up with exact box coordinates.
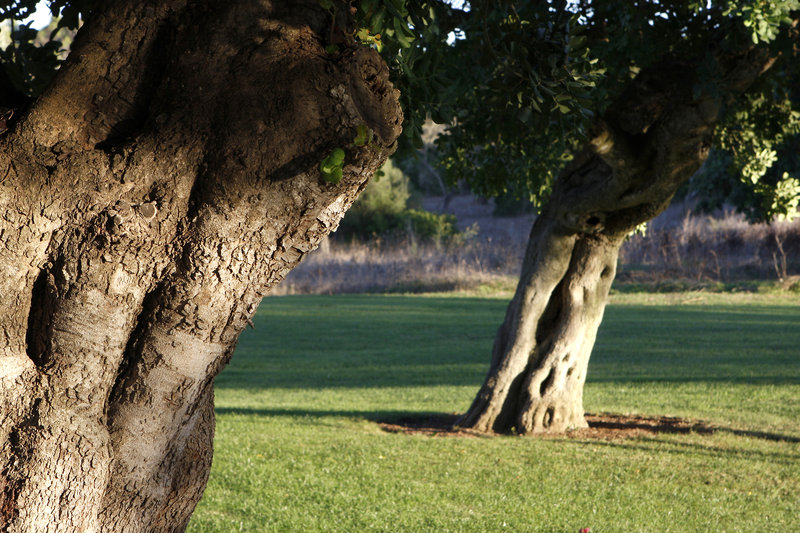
[427,1,800,433]
[0,1,401,530]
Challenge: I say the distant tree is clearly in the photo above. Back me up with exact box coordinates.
[389,1,800,434]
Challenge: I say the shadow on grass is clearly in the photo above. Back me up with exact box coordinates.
[718,427,800,444]
[214,406,443,424]
[216,296,800,390]
[214,406,800,448]
[574,435,800,463]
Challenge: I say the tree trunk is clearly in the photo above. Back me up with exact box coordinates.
[0,1,401,531]
[459,213,621,433]
[459,51,776,435]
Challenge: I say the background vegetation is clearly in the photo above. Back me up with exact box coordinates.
[280,194,800,295]
[337,160,462,245]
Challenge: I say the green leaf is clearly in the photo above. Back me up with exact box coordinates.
[320,148,346,183]
[370,7,387,33]
[360,0,376,15]
[325,167,343,184]
[393,17,414,48]
[353,125,372,147]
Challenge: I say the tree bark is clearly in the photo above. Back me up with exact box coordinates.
[0,1,401,531]
[459,50,777,434]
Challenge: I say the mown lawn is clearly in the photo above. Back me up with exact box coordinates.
[188,292,800,532]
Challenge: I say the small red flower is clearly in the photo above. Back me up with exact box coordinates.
[579,529,591,533]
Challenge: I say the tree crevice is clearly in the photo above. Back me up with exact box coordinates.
[538,366,555,397]
[104,279,166,422]
[24,265,56,369]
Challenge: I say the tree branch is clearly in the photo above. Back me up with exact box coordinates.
[18,0,187,149]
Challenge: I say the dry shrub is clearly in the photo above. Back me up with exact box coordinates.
[272,237,522,295]
[619,206,800,284]
[273,204,800,295]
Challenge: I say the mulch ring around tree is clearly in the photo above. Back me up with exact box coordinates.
[377,413,716,439]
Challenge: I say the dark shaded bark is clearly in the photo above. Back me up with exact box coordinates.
[459,49,777,434]
[0,1,401,531]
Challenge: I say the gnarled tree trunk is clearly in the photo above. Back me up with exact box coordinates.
[0,1,401,531]
[459,51,775,435]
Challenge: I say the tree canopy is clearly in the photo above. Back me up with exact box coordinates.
[3,1,798,221]
[360,0,800,219]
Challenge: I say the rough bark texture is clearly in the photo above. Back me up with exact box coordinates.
[459,50,777,435]
[0,1,401,531]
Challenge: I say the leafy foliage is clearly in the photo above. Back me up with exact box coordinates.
[351,1,606,202]
[353,0,455,150]
[689,48,800,221]
[360,0,800,220]
[0,21,61,95]
[433,1,605,203]
[719,0,800,43]
[0,0,90,96]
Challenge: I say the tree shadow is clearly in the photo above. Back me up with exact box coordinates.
[214,406,429,422]
[214,406,800,448]
[716,427,800,444]
[217,296,800,390]
[567,435,800,463]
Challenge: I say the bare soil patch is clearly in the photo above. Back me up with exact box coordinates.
[378,412,715,439]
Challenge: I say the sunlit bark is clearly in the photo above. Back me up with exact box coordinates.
[0,1,401,530]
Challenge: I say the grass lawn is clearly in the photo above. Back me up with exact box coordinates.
[188,292,800,532]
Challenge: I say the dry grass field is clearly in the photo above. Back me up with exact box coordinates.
[275,195,800,295]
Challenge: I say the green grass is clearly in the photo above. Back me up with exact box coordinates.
[188,292,800,533]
